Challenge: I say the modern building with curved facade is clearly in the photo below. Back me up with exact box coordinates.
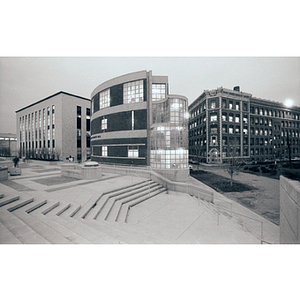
[91,70,189,181]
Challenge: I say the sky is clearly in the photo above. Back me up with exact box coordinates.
[1,56,299,134]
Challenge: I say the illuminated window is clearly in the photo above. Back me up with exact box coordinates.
[124,80,144,103]
[229,114,233,122]
[229,126,233,134]
[210,113,217,122]
[235,115,240,123]
[152,83,166,101]
[128,146,139,158]
[100,89,110,109]
[102,146,107,157]
[101,118,107,130]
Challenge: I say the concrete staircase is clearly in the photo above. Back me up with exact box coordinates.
[0,179,168,244]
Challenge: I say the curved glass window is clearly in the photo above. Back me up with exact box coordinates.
[150,97,188,169]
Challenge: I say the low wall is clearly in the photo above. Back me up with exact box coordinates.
[61,164,102,180]
[99,164,213,203]
[280,176,300,244]
[0,167,8,181]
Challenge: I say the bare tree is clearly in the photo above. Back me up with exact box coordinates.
[223,138,242,186]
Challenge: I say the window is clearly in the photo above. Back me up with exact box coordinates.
[236,102,240,110]
[210,100,216,109]
[101,118,107,130]
[222,113,227,122]
[124,80,144,103]
[229,114,233,122]
[77,106,81,129]
[86,108,91,131]
[210,113,217,122]
[128,146,139,158]
[235,126,240,133]
[151,83,165,101]
[100,89,110,109]
[229,126,233,134]
[229,101,233,109]
[235,115,240,123]
[102,146,107,157]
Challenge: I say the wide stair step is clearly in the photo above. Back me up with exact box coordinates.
[78,180,153,220]
[0,222,22,244]
[11,209,75,244]
[0,209,50,244]
[0,195,20,207]
[94,181,159,221]
[119,187,167,223]
[102,182,159,221]
[29,210,93,243]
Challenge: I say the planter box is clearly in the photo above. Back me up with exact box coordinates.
[9,167,22,176]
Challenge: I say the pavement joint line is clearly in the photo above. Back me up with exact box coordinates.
[175,211,205,241]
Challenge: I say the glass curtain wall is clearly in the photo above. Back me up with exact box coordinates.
[151,97,189,169]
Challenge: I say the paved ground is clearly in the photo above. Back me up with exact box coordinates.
[0,159,280,244]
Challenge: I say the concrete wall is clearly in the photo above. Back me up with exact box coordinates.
[0,167,8,181]
[280,176,300,244]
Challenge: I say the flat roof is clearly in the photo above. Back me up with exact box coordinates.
[16,91,91,113]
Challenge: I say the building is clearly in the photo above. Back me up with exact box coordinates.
[16,91,91,162]
[189,87,300,164]
[0,133,18,157]
[91,70,189,181]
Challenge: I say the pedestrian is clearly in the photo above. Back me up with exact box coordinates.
[13,156,19,168]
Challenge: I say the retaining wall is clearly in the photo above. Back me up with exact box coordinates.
[280,176,300,243]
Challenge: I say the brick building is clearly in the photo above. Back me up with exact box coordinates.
[189,87,300,164]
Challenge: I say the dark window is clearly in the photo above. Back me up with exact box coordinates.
[48,140,50,148]
[86,108,90,116]
[110,84,123,107]
[86,135,91,148]
[52,139,55,148]
[134,110,147,130]
[77,117,81,129]
[93,93,100,113]
[86,119,90,131]
[77,106,82,116]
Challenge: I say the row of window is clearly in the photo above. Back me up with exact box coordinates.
[250,106,300,120]
[93,81,167,113]
[92,145,140,158]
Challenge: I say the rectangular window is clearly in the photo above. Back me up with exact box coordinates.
[229,101,233,109]
[100,89,110,109]
[124,80,144,103]
[229,126,233,134]
[128,146,139,158]
[222,113,227,122]
[229,114,233,122]
[152,83,166,102]
[101,118,107,130]
[210,114,217,122]
[102,146,108,157]
[235,115,240,123]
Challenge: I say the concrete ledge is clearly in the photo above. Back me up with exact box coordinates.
[61,163,102,180]
[0,167,8,181]
[0,196,20,207]
[7,198,34,212]
[9,167,22,176]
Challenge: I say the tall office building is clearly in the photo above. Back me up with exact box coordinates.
[16,91,91,162]
[189,87,300,164]
[91,70,189,181]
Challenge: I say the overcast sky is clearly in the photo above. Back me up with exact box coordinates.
[0,56,299,134]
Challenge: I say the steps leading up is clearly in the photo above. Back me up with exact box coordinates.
[0,195,20,207]
[0,209,50,244]
[78,180,153,220]
[29,210,93,244]
[0,222,22,244]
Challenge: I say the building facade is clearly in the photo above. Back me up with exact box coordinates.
[16,91,91,162]
[189,87,300,164]
[91,70,189,181]
[0,133,18,157]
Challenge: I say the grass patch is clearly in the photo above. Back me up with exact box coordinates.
[191,170,257,193]
[33,176,80,186]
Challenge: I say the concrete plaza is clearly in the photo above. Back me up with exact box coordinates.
[0,159,279,244]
